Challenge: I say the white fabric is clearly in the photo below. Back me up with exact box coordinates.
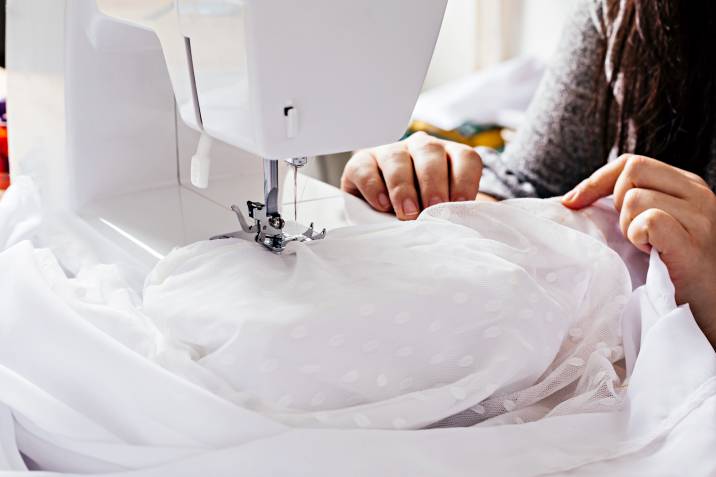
[0,177,41,250]
[143,200,631,430]
[0,179,714,476]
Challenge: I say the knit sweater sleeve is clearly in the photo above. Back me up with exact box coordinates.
[479,0,612,199]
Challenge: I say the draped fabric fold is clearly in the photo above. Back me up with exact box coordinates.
[0,179,713,476]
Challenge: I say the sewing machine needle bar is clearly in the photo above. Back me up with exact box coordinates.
[293,164,298,222]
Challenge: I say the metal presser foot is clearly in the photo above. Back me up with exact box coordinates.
[210,158,326,254]
[210,202,326,254]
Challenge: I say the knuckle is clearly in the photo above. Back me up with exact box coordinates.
[623,188,644,210]
[696,183,713,195]
[411,138,446,157]
[642,209,664,229]
[347,149,373,167]
[409,131,444,149]
[618,153,637,167]
[457,147,481,164]
[626,218,644,241]
[405,132,424,146]
[686,171,708,186]
[691,186,715,217]
[699,185,716,204]
[623,153,643,165]
[389,183,417,199]
[361,175,384,192]
[375,140,403,153]
[350,167,372,184]
[345,153,368,171]
[417,142,446,156]
[341,161,359,183]
[409,131,429,140]
[623,155,648,176]
[342,153,384,192]
[346,151,364,167]
[382,148,410,166]
[582,176,600,191]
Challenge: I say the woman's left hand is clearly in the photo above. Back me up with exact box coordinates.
[562,154,716,346]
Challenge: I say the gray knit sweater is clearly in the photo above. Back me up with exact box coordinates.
[479,0,716,200]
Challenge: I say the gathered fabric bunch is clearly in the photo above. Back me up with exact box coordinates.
[143,200,630,430]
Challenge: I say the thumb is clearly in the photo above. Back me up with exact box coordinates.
[562,159,627,210]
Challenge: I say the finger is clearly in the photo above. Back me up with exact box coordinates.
[612,155,709,211]
[406,133,449,208]
[341,150,392,212]
[618,188,700,238]
[444,143,482,202]
[563,154,707,210]
[562,159,624,210]
[374,143,421,220]
[627,208,690,256]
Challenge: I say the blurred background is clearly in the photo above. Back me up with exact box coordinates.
[425,0,571,88]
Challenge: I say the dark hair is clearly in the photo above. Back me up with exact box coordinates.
[597,0,716,175]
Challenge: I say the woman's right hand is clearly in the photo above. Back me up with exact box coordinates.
[341,132,485,220]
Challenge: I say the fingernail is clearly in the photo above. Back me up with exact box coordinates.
[428,196,443,207]
[455,196,468,202]
[402,198,419,217]
[378,193,390,210]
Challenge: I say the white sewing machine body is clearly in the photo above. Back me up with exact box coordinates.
[6,0,446,275]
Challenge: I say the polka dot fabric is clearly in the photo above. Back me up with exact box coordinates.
[143,200,631,429]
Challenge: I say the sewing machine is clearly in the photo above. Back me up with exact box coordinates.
[6,0,446,272]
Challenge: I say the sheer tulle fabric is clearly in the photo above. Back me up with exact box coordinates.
[143,200,631,429]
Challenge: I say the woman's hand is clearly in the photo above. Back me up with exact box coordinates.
[341,132,485,220]
[562,154,716,345]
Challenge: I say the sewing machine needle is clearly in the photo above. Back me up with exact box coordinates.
[293,164,298,222]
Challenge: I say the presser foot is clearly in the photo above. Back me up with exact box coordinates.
[210,202,327,254]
